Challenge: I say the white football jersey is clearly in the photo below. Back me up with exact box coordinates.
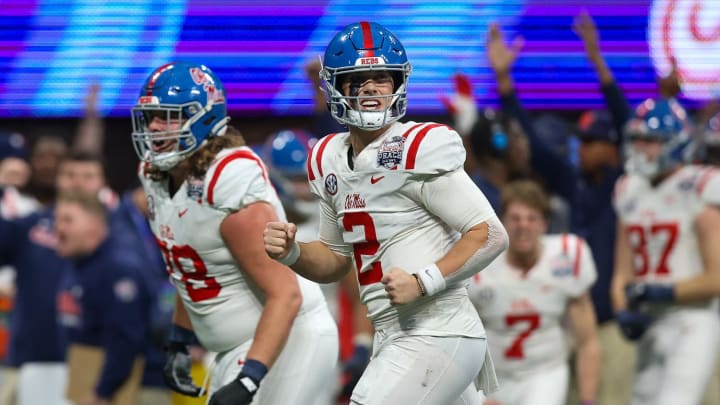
[307,121,494,336]
[467,234,596,378]
[613,165,720,290]
[139,146,326,353]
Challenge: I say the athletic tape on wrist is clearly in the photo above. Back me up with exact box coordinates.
[415,264,446,296]
[277,241,300,266]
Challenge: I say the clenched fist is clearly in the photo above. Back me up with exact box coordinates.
[264,221,299,264]
[381,267,422,304]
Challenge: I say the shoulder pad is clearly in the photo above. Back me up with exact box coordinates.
[205,148,272,211]
[307,133,342,199]
[559,234,597,296]
[400,123,464,175]
[612,174,647,214]
[694,166,720,205]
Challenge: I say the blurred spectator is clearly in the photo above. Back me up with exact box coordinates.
[611,97,720,405]
[56,151,118,211]
[469,180,600,405]
[304,58,346,136]
[464,108,526,212]
[695,111,720,166]
[0,131,30,190]
[55,191,150,405]
[0,195,68,405]
[0,150,121,405]
[112,186,173,405]
[26,136,67,207]
[73,83,105,155]
[443,75,571,233]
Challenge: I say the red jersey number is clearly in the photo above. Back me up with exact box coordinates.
[626,222,678,278]
[343,212,383,286]
[504,313,541,360]
[157,239,221,302]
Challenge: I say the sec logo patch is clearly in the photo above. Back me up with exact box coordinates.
[325,173,338,195]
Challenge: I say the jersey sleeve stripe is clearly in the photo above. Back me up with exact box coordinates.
[405,123,447,170]
[401,123,426,140]
[696,167,718,195]
[313,133,337,179]
[207,150,267,205]
[307,144,317,181]
[573,236,583,277]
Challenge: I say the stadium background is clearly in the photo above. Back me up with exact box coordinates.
[0,0,716,186]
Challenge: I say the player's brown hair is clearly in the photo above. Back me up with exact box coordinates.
[144,125,246,180]
[500,180,551,218]
[56,190,107,221]
[187,125,246,178]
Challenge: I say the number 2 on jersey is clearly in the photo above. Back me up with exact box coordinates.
[343,212,383,286]
[157,239,221,302]
[504,313,540,360]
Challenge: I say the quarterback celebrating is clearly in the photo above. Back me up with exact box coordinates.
[264,21,509,404]
[131,62,337,405]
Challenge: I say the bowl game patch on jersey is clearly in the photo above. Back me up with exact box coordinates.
[376,135,404,169]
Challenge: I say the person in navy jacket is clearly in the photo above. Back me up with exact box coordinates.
[55,190,151,405]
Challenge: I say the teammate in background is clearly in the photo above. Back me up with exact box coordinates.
[468,180,600,405]
[264,22,508,404]
[262,128,374,403]
[611,98,720,405]
[131,62,337,405]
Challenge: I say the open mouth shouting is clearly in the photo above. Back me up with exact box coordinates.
[151,138,177,153]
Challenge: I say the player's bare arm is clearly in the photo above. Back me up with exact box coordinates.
[222,202,302,369]
[673,206,720,302]
[171,293,194,330]
[611,219,634,312]
[264,221,352,283]
[568,292,601,403]
[437,221,489,277]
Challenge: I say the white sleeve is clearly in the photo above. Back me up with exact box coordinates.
[418,169,508,285]
[318,199,352,257]
[420,169,496,233]
[206,156,273,212]
[567,236,598,298]
[699,169,720,206]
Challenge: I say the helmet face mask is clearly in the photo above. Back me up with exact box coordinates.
[131,62,229,171]
[321,22,411,131]
[623,98,693,179]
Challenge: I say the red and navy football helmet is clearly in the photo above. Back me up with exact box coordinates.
[321,22,411,131]
[131,62,230,170]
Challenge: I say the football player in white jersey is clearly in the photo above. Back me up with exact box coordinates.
[611,98,720,405]
[264,22,509,405]
[468,180,600,405]
[131,62,338,405]
[261,128,375,404]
